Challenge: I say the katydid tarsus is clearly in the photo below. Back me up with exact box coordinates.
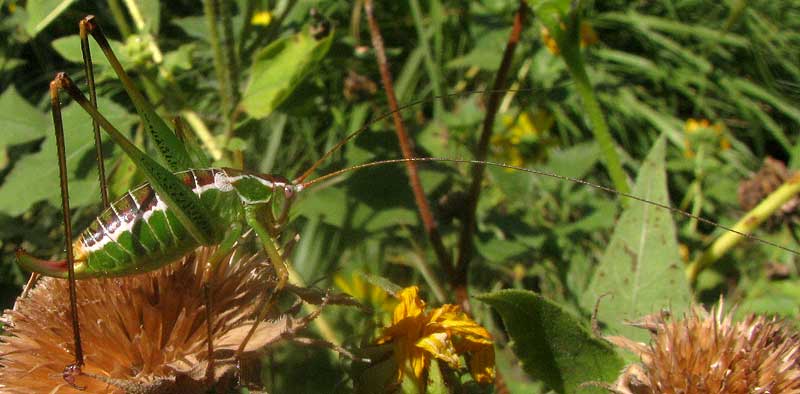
[11,13,800,392]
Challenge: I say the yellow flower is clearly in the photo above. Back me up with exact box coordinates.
[376,286,495,388]
[683,118,729,158]
[251,10,272,26]
[541,21,599,55]
[492,110,554,170]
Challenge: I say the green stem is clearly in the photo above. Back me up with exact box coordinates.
[557,16,630,194]
[407,249,447,304]
[106,0,132,37]
[203,0,234,130]
[408,0,444,117]
[220,0,240,111]
[686,174,800,284]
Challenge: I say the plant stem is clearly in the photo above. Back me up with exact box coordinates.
[686,173,800,284]
[408,0,444,118]
[181,110,224,161]
[557,13,630,194]
[203,0,234,133]
[364,0,453,283]
[220,0,240,113]
[455,0,527,311]
[106,0,132,37]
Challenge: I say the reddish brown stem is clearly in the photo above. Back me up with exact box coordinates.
[364,0,453,279]
[455,1,527,307]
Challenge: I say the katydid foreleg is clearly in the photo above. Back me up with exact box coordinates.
[237,204,292,356]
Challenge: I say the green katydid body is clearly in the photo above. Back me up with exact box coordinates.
[17,168,301,279]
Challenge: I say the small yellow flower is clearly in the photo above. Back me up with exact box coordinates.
[492,110,554,170]
[540,26,560,55]
[683,118,729,158]
[541,21,598,55]
[376,286,495,387]
[251,10,272,26]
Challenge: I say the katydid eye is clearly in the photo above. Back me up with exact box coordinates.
[283,185,295,199]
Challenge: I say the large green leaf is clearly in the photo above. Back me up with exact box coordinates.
[241,31,333,119]
[0,87,48,169]
[581,136,690,341]
[24,0,77,36]
[479,290,624,394]
[0,98,135,216]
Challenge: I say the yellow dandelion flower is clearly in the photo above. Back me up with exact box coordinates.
[251,10,272,26]
[376,286,495,388]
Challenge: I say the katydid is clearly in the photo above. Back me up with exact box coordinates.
[11,13,800,393]
[13,15,308,388]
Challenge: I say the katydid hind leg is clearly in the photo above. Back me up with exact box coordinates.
[51,72,215,247]
[49,77,86,389]
[80,15,195,173]
[79,17,109,208]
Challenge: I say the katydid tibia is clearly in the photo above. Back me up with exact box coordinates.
[11,13,800,393]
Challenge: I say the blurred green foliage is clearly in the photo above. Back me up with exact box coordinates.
[0,0,799,393]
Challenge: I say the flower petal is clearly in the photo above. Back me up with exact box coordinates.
[394,286,426,323]
[417,331,460,368]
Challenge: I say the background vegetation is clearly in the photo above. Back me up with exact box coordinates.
[0,0,799,393]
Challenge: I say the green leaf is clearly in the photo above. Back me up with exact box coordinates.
[361,273,403,296]
[581,136,690,341]
[0,87,48,169]
[24,0,77,36]
[0,98,135,216]
[241,31,334,119]
[135,0,161,34]
[529,0,571,32]
[479,290,624,394]
[51,35,132,68]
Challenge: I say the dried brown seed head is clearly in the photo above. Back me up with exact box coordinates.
[611,301,800,394]
[0,247,298,394]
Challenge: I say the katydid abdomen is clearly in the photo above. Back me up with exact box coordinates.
[17,168,298,279]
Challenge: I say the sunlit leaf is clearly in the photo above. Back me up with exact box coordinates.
[51,35,132,68]
[581,136,691,342]
[0,87,48,169]
[0,98,135,216]
[479,290,623,394]
[24,0,76,36]
[241,31,333,119]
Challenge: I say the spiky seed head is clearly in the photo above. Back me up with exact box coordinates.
[0,247,293,394]
[609,301,800,394]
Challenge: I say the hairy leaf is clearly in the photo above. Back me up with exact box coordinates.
[479,290,623,394]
